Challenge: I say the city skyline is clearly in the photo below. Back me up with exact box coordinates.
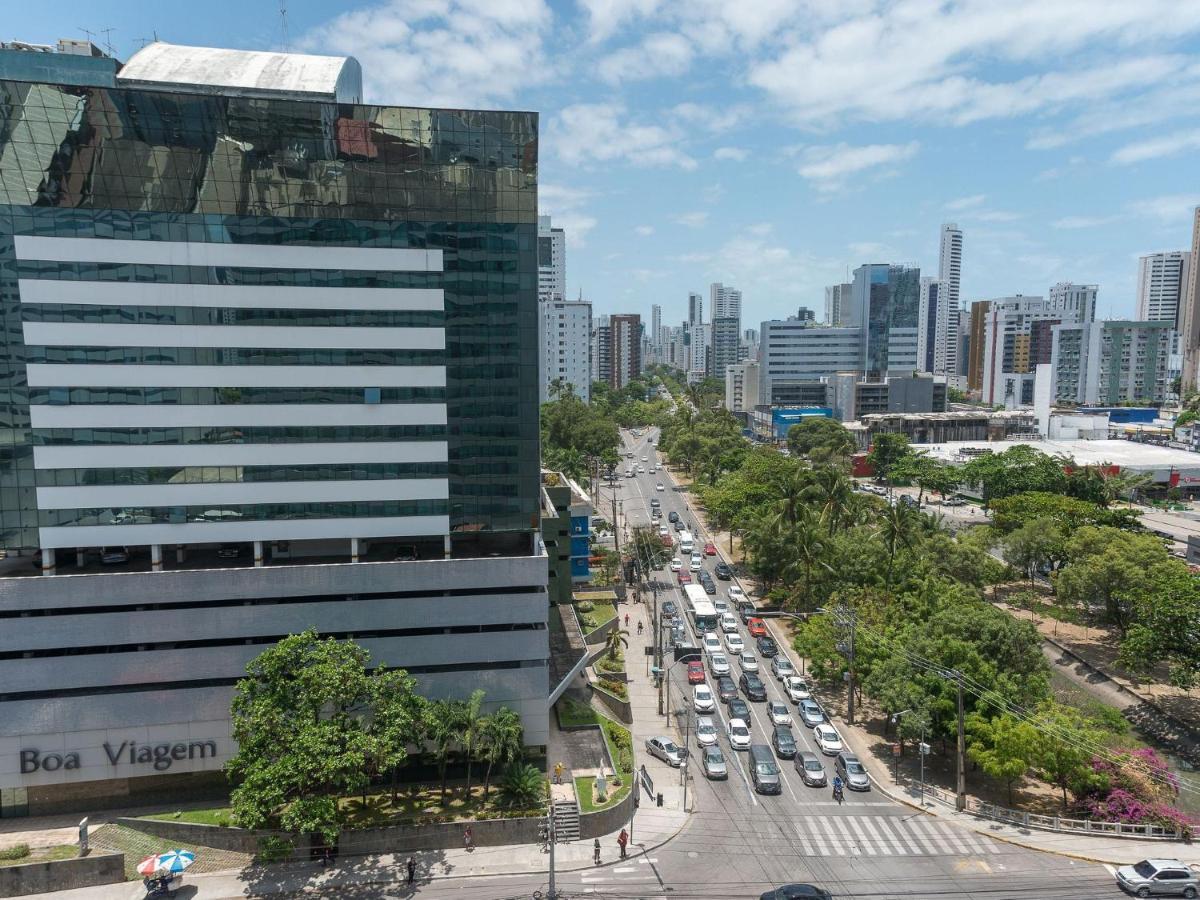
[5,0,1200,329]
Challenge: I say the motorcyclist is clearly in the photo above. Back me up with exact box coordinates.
[832,775,844,803]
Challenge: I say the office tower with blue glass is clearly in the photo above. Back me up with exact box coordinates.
[0,40,548,815]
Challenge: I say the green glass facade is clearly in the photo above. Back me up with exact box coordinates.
[0,78,540,549]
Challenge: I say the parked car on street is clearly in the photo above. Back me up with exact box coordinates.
[645,736,684,767]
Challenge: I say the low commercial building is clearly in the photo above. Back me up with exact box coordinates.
[724,360,761,413]
[861,410,1036,445]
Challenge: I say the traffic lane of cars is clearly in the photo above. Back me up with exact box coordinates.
[644,454,863,807]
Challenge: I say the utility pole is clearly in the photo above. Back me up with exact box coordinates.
[954,670,966,812]
[547,801,557,899]
[833,602,858,725]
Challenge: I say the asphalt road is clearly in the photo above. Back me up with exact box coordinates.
[279,425,1137,899]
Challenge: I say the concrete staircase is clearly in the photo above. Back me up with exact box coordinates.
[552,797,580,843]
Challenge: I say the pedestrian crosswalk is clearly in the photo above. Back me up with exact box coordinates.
[793,815,1000,857]
[577,856,666,896]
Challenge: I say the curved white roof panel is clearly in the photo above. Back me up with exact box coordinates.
[117,42,361,103]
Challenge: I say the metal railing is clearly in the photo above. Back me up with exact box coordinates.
[916,782,1183,840]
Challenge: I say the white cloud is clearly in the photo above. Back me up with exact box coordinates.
[672,211,709,228]
[849,241,896,260]
[634,225,655,236]
[674,227,846,304]
[945,194,987,211]
[578,0,662,43]
[1111,128,1200,165]
[792,141,919,192]
[539,184,598,247]
[970,210,1023,222]
[671,103,745,133]
[305,0,552,107]
[745,2,1200,128]
[1129,194,1200,224]
[1053,215,1119,229]
[597,31,693,83]
[714,146,749,161]
[547,102,698,170]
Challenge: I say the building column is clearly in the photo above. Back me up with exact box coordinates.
[40,548,56,576]
[75,548,85,568]
[351,537,360,563]
[443,535,452,559]
[254,541,264,567]
[176,545,185,564]
[151,544,163,572]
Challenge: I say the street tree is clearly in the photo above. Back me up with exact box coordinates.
[967,713,1039,806]
[1055,526,1169,634]
[1032,703,1108,808]
[1117,561,1200,688]
[866,433,912,482]
[989,491,1140,535]
[1003,517,1065,586]
[960,445,1068,503]
[787,417,856,460]
[479,707,525,799]
[226,630,425,844]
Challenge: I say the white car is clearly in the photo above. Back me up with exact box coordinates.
[767,701,792,727]
[784,676,811,703]
[740,652,759,673]
[695,716,718,747]
[659,525,670,538]
[641,455,648,461]
[720,613,739,634]
[656,482,665,491]
[693,684,715,713]
[709,652,731,677]
[724,632,745,654]
[670,557,683,572]
[814,723,844,756]
[728,585,746,602]
[727,718,752,750]
[650,467,658,474]
[690,555,703,572]
[772,656,795,681]
[702,632,722,654]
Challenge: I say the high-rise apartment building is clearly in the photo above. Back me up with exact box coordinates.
[0,42,548,815]
[711,282,742,320]
[539,298,592,402]
[688,291,704,328]
[980,288,1096,405]
[966,300,991,390]
[592,315,611,384]
[849,264,920,379]
[1051,320,1174,406]
[650,304,662,360]
[607,314,643,389]
[939,223,963,310]
[537,215,566,303]
[708,283,742,380]
[1136,251,1191,326]
[1180,209,1200,392]
[917,277,941,374]
[690,322,711,380]
[724,360,761,413]
[824,282,853,327]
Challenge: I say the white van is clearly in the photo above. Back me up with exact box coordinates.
[678,530,695,555]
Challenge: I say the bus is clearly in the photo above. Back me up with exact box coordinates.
[683,584,719,633]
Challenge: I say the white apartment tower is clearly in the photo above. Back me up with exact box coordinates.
[651,304,662,360]
[537,215,566,303]
[539,297,592,403]
[1136,251,1191,326]
[824,282,852,327]
[711,282,743,320]
[939,223,963,309]
[936,223,963,376]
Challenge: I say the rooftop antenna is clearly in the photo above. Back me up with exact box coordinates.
[99,27,116,58]
[279,0,290,52]
[77,27,96,47]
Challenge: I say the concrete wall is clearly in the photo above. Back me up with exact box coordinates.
[116,817,308,860]
[0,853,124,899]
[579,786,635,839]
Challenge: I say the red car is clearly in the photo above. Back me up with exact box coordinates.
[678,570,692,584]
[704,542,717,556]
[747,617,767,638]
[687,661,705,684]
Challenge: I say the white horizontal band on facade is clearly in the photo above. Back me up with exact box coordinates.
[33,441,449,470]
[14,236,444,272]
[23,322,446,351]
[17,280,446,312]
[30,403,448,429]
[28,364,447,388]
[37,477,449,510]
[38,515,452,549]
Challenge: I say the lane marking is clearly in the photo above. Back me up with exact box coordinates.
[794,821,818,857]
[829,816,865,855]
[905,818,941,855]
[856,814,901,856]
[1104,864,1117,876]
[614,867,636,874]
[637,858,659,865]
[876,816,925,856]
[929,820,973,856]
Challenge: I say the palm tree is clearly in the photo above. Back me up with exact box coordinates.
[879,501,919,599]
[461,689,486,798]
[783,507,833,609]
[604,627,630,661]
[480,708,525,799]
[807,465,852,536]
[428,698,464,805]
[1098,466,1152,507]
[774,469,813,527]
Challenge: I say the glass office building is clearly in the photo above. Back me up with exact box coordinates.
[0,42,548,816]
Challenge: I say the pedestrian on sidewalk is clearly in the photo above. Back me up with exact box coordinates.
[406,856,415,885]
[625,612,630,628]
[593,837,601,865]
[464,825,474,852]
[618,828,629,859]
[554,761,564,784]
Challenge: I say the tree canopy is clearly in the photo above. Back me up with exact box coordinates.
[786,417,856,460]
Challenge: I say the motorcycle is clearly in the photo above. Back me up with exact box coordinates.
[832,783,844,804]
[143,872,182,898]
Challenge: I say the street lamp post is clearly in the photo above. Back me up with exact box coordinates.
[675,706,691,812]
[662,654,700,727]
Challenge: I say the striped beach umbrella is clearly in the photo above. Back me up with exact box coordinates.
[137,849,196,875]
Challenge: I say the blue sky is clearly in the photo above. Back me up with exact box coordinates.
[10,0,1200,329]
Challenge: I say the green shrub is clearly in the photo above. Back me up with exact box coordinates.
[500,763,546,807]
[577,600,595,614]
[597,678,628,700]
[255,836,294,863]
[0,844,29,861]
